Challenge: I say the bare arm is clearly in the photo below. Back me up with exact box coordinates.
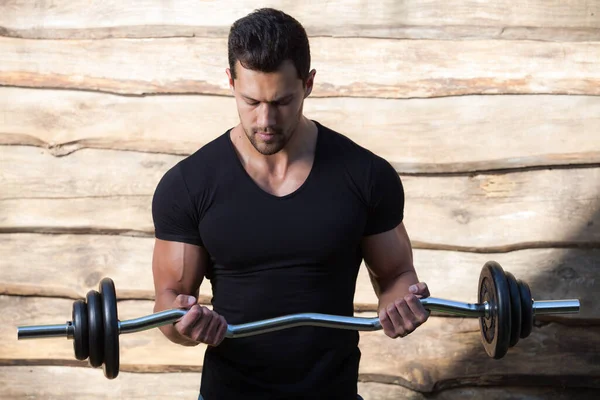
[152,238,225,347]
[361,222,429,338]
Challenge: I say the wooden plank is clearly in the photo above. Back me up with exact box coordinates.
[0,146,177,199]
[3,88,600,173]
[2,297,598,392]
[1,233,596,319]
[1,0,598,41]
[1,367,597,400]
[358,318,600,392]
[2,147,599,249]
[1,37,599,97]
[401,168,600,251]
[0,196,153,235]
[0,233,213,303]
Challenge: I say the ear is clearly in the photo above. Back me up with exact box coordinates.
[304,69,317,98]
[225,68,235,92]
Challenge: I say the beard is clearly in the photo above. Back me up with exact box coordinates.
[244,126,289,156]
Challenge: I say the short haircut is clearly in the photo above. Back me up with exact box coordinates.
[228,8,311,84]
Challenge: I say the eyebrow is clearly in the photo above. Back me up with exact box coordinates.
[241,93,295,104]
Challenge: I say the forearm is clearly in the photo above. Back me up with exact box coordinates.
[375,270,420,312]
[154,289,199,347]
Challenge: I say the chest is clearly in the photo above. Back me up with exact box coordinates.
[198,180,367,268]
[244,160,314,198]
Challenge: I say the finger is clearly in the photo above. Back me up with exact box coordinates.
[378,308,396,338]
[405,294,429,325]
[386,302,405,338]
[395,298,416,334]
[388,301,407,338]
[409,282,430,298]
[191,307,214,342]
[176,304,201,338]
[212,316,229,347]
[204,311,224,345]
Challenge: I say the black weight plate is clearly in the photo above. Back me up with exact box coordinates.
[518,279,533,339]
[86,290,104,368]
[100,277,120,379]
[478,261,510,359]
[505,272,522,348]
[72,299,89,361]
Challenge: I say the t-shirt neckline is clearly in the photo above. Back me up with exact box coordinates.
[225,120,322,200]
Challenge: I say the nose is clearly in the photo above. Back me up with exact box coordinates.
[257,103,277,129]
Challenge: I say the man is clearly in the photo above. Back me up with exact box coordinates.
[151,8,429,400]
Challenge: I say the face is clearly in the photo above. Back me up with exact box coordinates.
[227,60,315,155]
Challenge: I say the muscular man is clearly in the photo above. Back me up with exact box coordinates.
[151,8,429,400]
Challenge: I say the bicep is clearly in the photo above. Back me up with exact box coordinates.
[152,239,210,298]
[361,222,414,282]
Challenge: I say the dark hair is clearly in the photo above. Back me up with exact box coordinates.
[228,8,311,83]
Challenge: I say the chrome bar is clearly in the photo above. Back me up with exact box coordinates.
[533,299,580,315]
[119,309,186,334]
[18,323,74,340]
[225,313,381,338]
[16,298,581,341]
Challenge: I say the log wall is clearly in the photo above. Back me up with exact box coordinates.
[1,1,599,398]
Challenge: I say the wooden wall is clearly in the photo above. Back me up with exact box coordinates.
[1,1,599,399]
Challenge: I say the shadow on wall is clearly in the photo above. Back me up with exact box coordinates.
[435,181,600,395]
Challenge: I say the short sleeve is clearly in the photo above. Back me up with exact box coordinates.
[363,156,405,236]
[152,164,203,246]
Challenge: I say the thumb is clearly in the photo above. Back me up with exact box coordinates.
[175,294,197,308]
[409,282,430,298]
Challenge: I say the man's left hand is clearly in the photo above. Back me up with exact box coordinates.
[379,282,430,338]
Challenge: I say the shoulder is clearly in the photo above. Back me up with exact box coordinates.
[317,121,373,159]
[153,130,232,215]
[160,130,231,191]
[315,121,396,183]
[179,131,231,179]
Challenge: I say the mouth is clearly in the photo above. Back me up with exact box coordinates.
[256,131,277,142]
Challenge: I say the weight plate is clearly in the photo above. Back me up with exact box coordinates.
[518,279,533,339]
[505,272,522,348]
[86,290,104,368]
[478,261,510,359]
[100,277,120,379]
[72,299,89,361]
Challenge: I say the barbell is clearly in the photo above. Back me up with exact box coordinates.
[17,261,580,380]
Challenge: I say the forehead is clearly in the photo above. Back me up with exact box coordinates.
[234,60,302,94]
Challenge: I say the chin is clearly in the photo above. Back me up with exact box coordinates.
[254,142,285,156]
[248,133,287,155]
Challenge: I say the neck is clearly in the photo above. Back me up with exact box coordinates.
[233,117,317,177]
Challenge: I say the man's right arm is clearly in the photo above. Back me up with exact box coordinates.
[152,238,227,347]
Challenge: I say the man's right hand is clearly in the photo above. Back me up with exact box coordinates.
[172,295,228,346]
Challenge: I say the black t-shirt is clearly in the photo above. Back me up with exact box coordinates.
[152,121,404,400]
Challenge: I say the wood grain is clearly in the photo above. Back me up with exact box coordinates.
[401,167,600,250]
[3,88,600,173]
[1,366,597,400]
[1,0,598,41]
[2,147,599,249]
[0,233,213,302]
[3,296,598,392]
[1,233,596,318]
[2,37,599,97]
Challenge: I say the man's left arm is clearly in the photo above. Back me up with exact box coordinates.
[361,221,430,338]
